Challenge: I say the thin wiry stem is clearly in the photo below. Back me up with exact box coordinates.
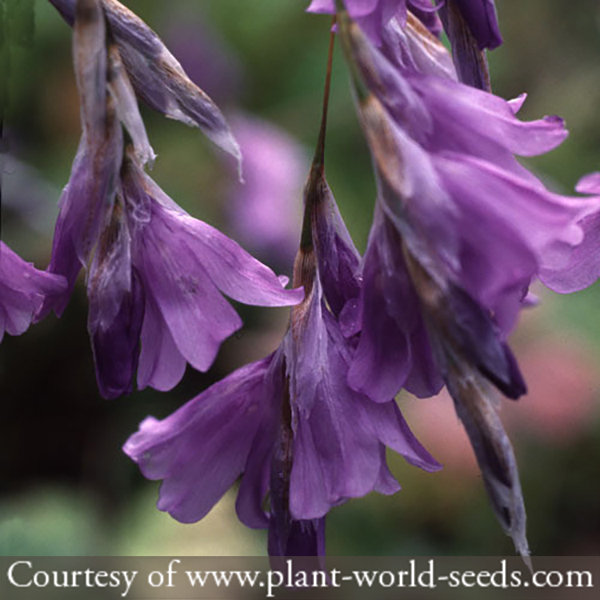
[313,16,336,170]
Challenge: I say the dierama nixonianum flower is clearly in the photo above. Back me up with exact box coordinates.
[337,9,600,560]
[124,39,441,558]
[41,0,302,398]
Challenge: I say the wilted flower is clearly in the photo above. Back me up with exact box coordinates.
[124,91,441,557]
[338,10,600,559]
[42,0,302,398]
[48,0,241,167]
[0,242,66,343]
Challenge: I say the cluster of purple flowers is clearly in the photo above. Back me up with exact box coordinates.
[2,0,600,560]
[41,0,302,399]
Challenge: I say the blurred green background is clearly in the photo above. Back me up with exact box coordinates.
[0,0,599,557]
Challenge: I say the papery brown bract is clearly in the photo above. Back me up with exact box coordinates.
[48,0,241,167]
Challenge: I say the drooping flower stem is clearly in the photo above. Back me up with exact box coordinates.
[297,28,336,275]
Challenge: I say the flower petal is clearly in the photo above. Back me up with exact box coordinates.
[107,42,155,167]
[0,242,66,341]
[177,217,304,308]
[90,271,144,399]
[124,359,270,524]
[136,293,186,392]
[236,353,281,530]
[42,124,123,317]
[133,202,243,374]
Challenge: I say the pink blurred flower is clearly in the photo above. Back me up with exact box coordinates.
[404,391,480,477]
[503,336,600,443]
[227,114,306,268]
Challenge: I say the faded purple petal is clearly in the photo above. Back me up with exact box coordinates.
[381,14,457,80]
[409,0,443,37]
[73,0,107,140]
[0,242,67,342]
[42,0,124,318]
[42,130,122,318]
[446,362,529,559]
[107,43,155,167]
[49,0,241,166]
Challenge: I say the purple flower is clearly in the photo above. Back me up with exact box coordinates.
[541,173,600,293]
[0,242,66,343]
[121,154,304,394]
[48,0,241,167]
[124,151,440,557]
[338,12,600,559]
[307,0,440,43]
[43,0,302,398]
[437,0,502,89]
[343,15,592,354]
[226,114,306,268]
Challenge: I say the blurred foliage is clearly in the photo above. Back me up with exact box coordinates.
[0,0,599,558]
